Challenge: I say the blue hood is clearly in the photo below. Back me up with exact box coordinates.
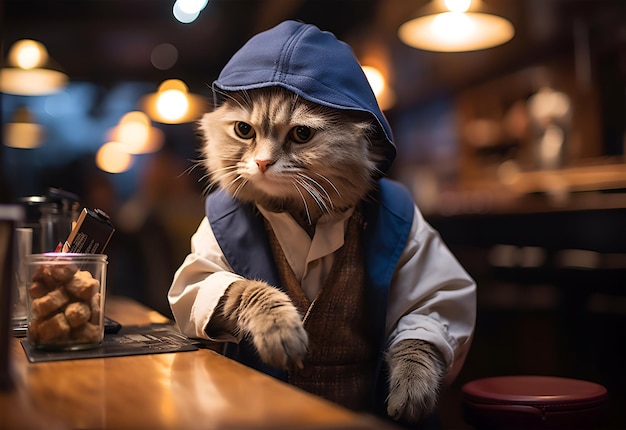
[212,20,396,173]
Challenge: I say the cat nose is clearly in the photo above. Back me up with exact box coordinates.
[255,159,274,173]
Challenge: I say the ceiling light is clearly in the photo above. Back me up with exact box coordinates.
[3,107,45,149]
[177,0,208,14]
[362,65,396,111]
[96,141,134,174]
[0,39,68,95]
[107,111,165,154]
[398,0,514,52]
[139,79,206,124]
[173,0,208,24]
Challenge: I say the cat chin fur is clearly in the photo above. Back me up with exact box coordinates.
[225,182,364,222]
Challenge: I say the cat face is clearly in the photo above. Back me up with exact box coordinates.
[200,87,385,221]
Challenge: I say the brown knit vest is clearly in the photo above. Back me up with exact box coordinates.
[264,210,376,411]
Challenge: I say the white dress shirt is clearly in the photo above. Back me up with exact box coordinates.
[168,203,476,384]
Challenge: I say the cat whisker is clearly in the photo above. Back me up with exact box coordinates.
[209,168,236,183]
[186,159,217,185]
[231,175,248,198]
[296,174,334,213]
[294,177,331,215]
[312,172,341,198]
[210,164,239,175]
[198,172,212,185]
[180,158,203,178]
[209,166,238,184]
[292,183,312,225]
[209,167,242,194]
[187,159,219,198]
[297,173,332,201]
[302,176,335,211]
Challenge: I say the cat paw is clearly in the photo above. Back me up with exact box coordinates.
[386,339,445,423]
[226,280,308,370]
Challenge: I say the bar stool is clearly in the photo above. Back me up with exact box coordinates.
[461,375,608,429]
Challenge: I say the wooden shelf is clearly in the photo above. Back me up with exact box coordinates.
[424,160,626,217]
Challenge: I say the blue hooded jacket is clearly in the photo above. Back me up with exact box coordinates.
[213,20,396,174]
[206,20,415,415]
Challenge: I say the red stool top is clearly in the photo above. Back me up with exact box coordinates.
[462,376,608,429]
[462,375,608,409]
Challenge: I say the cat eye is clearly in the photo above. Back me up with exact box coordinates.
[290,126,314,144]
[234,121,255,139]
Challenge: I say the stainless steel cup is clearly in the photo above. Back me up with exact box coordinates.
[12,227,32,323]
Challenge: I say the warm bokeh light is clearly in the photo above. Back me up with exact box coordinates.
[3,107,45,149]
[0,68,69,95]
[108,111,165,154]
[96,141,134,173]
[156,89,190,122]
[158,79,188,93]
[361,65,396,111]
[432,12,474,42]
[4,123,45,149]
[399,12,513,52]
[362,66,385,98]
[117,111,151,151]
[120,110,151,128]
[528,87,571,125]
[398,0,514,52]
[444,0,471,13]
[9,39,48,69]
[497,160,521,185]
[139,79,206,124]
[1,39,68,95]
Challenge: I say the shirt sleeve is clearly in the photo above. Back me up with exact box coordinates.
[385,205,477,384]
[168,217,243,340]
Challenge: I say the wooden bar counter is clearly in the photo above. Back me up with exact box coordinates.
[1,296,393,429]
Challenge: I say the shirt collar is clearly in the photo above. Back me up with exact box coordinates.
[257,206,354,281]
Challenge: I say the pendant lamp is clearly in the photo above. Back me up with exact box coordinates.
[399,0,514,52]
[3,107,45,149]
[0,39,68,95]
[139,79,206,124]
[107,111,164,154]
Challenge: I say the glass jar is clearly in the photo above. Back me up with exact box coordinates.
[25,253,108,351]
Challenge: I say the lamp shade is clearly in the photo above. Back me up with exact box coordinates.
[139,79,206,124]
[3,107,45,149]
[0,40,68,95]
[399,0,514,52]
[107,111,165,154]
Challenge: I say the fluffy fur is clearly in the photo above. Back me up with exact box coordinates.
[201,86,445,422]
[386,339,446,422]
[200,87,385,225]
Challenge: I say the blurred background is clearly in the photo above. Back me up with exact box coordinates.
[1,1,625,428]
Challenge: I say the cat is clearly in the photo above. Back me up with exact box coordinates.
[200,87,385,229]
[168,19,474,426]
[199,86,446,423]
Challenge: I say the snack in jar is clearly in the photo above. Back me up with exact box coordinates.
[25,253,107,350]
